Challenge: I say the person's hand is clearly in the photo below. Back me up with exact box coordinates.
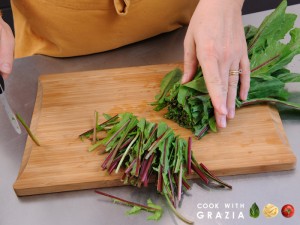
[0,15,14,79]
[182,0,250,128]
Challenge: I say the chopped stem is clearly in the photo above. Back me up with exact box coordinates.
[79,114,118,137]
[200,163,232,189]
[145,129,172,159]
[157,165,163,193]
[105,119,131,147]
[168,170,176,208]
[191,162,209,184]
[119,136,134,150]
[177,163,183,202]
[88,140,103,152]
[108,153,123,174]
[115,133,139,174]
[16,114,41,146]
[187,137,192,175]
[135,132,143,177]
[197,125,209,139]
[182,177,191,190]
[106,120,133,168]
[101,148,115,169]
[125,158,137,174]
[138,157,149,179]
[143,168,153,187]
[163,189,194,224]
[95,190,159,212]
[92,111,99,144]
[141,153,155,183]
[143,124,158,150]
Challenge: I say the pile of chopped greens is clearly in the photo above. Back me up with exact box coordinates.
[152,0,300,138]
[80,113,231,224]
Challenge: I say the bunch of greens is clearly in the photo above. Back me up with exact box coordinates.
[80,112,231,224]
[152,0,300,138]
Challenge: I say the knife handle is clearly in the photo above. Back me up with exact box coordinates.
[0,75,4,94]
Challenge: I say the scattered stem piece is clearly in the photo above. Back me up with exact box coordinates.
[16,113,40,146]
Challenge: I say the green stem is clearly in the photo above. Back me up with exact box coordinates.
[16,113,41,146]
[163,190,194,224]
[241,98,300,110]
[95,190,159,212]
[115,132,139,174]
[79,114,118,138]
[92,111,99,144]
[250,55,280,73]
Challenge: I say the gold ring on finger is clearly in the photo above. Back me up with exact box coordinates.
[229,69,242,76]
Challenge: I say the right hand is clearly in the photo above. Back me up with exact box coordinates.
[0,15,14,79]
[182,0,250,128]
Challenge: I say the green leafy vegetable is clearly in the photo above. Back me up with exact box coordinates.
[82,113,231,224]
[250,202,260,218]
[127,206,142,215]
[95,190,163,220]
[152,0,300,138]
[146,199,163,221]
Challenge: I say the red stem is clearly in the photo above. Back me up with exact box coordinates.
[174,174,191,190]
[141,154,155,183]
[125,158,137,174]
[119,137,134,150]
[177,163,183,202]
[250,55,280,73]
[95,190,159,212]
[105,119,131,146]
[135,134,143,177]
[197,125,209,139]
[200,163,232,189]
[157,165,163,193]
[139,157,148,179]
[79,114,118,137]
[191,162,209,184]
[168,170,176,208]
[187,137,192,175]
[182,177,191,190]
[108,154,123,174]
[101,149,115,169]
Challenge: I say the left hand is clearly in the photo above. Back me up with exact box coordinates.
[0,14,15,79]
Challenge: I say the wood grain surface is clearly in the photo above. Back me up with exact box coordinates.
[13,63,296,196]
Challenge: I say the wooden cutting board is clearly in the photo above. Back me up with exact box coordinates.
[14,63,296,196]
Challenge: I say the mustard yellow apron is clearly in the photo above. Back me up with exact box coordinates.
[11,0,199,58]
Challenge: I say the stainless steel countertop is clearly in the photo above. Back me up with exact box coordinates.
[1,5,300,225]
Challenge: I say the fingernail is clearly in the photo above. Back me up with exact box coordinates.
[241,91,248,101]
[1,63,11,73]
[219,116,227,128]
[228,109,235,119]
[181,75,187,84]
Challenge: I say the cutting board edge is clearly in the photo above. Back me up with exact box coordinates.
[14,178,126,197]
[268,105,291,147]
[38,63,184,81]
[14,158,296,197]
[15,79,43,179]
[212,156,296,176]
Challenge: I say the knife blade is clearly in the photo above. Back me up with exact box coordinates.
[0,76,22,134]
